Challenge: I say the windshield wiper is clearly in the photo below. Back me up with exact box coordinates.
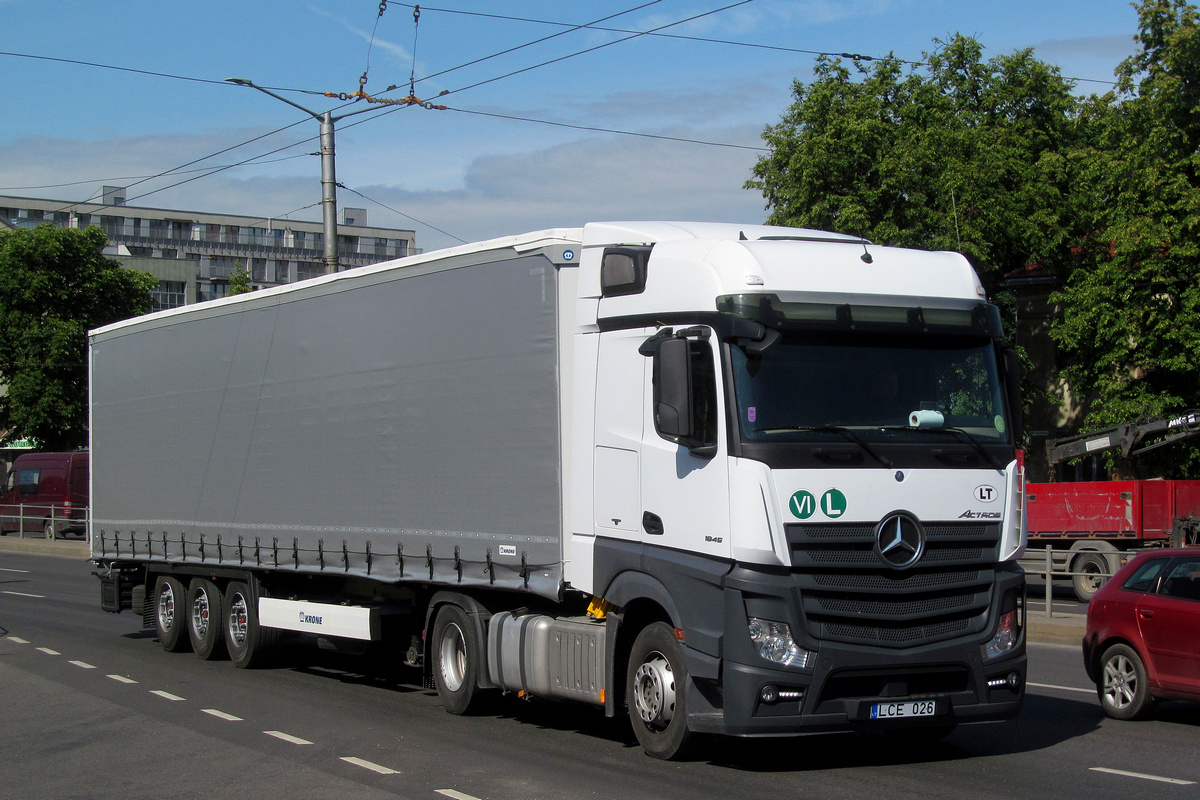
[880,425,1005,470]
[758,425,893,468]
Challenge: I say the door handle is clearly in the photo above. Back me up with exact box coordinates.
[643,511,664,536]
[1139,609,1155,619]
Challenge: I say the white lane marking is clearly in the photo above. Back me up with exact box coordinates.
[202,708,243,722]
[437,791,484,800]
[1028,681,1094,695]
[3,591,46,598]
[1091,767,1196,785]
[36,647,60,655]
[8,636,29,644]
[69,660,96,669]
[340,757,399,775]
[108,674,138,684]
[150,690,186,702]
[0,567,31,573]
[265,731,313,745]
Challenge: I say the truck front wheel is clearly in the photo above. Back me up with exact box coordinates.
[431,604,482,715]
[626,622,695,760]
[187,578,227,660]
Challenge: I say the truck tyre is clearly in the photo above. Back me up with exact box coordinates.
[1072,552,1110,602]
[187,578,227,660]
[223,581,280,669]
[154,576,190,652]
[1098,643,1154,720]
[626,622,695,760]
[432,604,482,715]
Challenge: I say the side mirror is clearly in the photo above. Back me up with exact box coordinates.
[1002,347,1024,444]
[654,337,695,441]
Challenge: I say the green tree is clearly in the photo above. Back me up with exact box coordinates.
[228,263,254,295]
[1049,0,1200,476]
[0,225,156,450]
[747,34,1085,294]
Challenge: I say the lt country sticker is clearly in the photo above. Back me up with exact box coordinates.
[789,489,848,519]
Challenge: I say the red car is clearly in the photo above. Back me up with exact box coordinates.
[1083,548,1200,719]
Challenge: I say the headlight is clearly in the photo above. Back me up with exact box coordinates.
[748,617,813,668]
[984,609,1020,660]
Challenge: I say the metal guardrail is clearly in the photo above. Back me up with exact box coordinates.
[1022,545,1107,618]
[0,505,89,541]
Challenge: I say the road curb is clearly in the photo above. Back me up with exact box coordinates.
[0,536,90,559]
[1027,616,1085,646]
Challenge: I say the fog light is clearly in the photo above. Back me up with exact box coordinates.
[987,671,1021,690]
[760,684,780,704]
[984,609,1019,660]
[748,618,813,668]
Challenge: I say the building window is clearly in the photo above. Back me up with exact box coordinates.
[198,283,229,303]
[297,261,324,281]
[150,280,187,311]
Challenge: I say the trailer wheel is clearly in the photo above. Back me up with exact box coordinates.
[43,520,56,540]
[1099,643,1154,720]
[626,622,695,760]
[187,578,227,660]
[431,604,482,715]
[223,581,280,669]
[154,576,190,652]
[1072,552,1110,602]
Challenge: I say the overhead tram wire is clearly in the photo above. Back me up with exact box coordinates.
[441,106,768,152]
[381,0,667,91]
[386,2,920,68]
[338,185,467,244]
[0,155,312,195]
[384,2,1119,87]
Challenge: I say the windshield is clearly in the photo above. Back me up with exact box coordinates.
[730,332,1011,445]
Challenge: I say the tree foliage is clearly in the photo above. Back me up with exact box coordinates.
[747,34,1083,294]
[228,264,254,295]
[1049,0,1200,477]
[0,225,156,450]
[748,0,1200,477]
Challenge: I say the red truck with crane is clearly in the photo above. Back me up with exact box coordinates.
[1024,411,1200,600]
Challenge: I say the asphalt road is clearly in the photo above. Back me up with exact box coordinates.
[2,552,1197,800]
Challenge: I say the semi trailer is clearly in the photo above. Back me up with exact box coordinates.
[91,221,1027,759]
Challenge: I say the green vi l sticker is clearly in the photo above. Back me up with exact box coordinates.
[789,490,817,520]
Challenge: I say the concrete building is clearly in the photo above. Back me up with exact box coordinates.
[0,188,417,311]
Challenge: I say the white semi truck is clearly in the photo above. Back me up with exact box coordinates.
[91,221,1027,759]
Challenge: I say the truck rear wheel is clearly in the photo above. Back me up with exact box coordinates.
[154,576,190,652]
[626,622,695,760]
[1072,552,1110,602]
[223,581,280,669]
[431,604,482,715]
[187,578,227,660]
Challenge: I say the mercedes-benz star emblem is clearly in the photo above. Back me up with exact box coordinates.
[875,513,925,569]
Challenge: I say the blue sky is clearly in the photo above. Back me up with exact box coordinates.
[1,1,1142,251]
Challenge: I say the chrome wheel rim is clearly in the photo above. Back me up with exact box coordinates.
[227,594,249,647]
[157,583,176,631]
[191,587,211,639]
[633,651,676,730]
[439,622,467,692]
